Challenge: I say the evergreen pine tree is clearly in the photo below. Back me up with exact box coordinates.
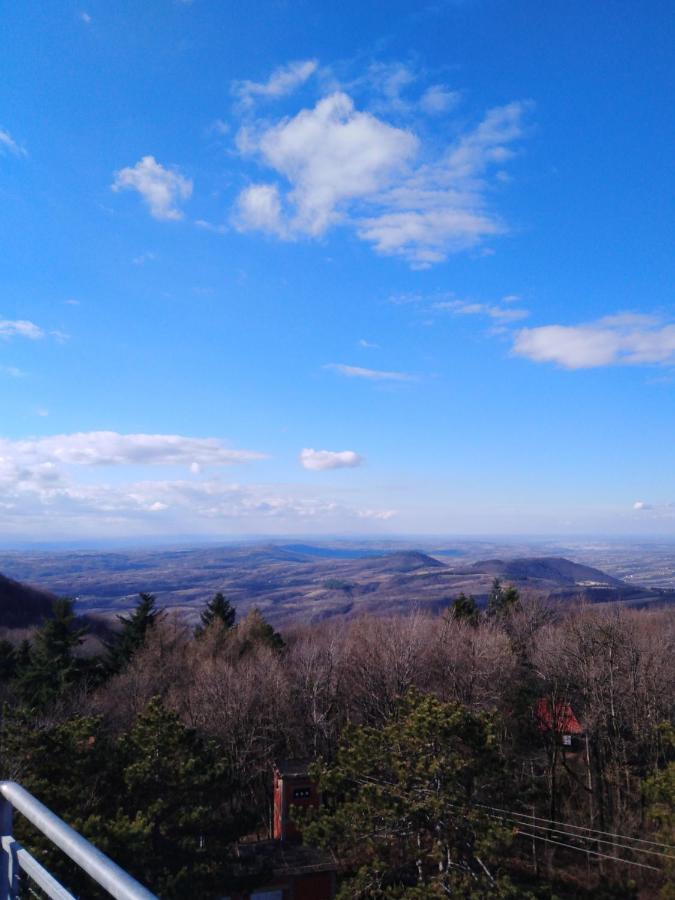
[450,592,480,625]
[304,691,523,897]
[487,578,521,618]
[238,607,284,654]
[195,592,236,637]
[106,593,159,674]
[16,598,86,708]
[109,697,238,897]
[0,639,17,681]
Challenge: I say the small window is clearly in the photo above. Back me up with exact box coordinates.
[293,787,311,799]
[562,734,572,746]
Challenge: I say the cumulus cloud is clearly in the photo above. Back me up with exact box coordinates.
[234,81,529,265]
[633,501,652,511]
[233,59,318,108]
[0,432,265,469]
[0,128,26,157]
[236,92,418,236]
[300,448,363,471]
[513,314,675,369]
[112,156,193,221]
[235,183,287,236]
[0,437,394,536]
[0,319,44,339]
[325,363,414,381]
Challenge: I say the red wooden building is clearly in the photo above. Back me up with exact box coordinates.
[534,697,584,749]
[226,760,336,900]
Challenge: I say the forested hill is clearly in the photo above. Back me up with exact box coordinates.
[0,545,663,628]
[0,572,54,629]
[463,556,625,585]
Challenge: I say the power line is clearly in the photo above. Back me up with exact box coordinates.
[515,829,662,873]
[480,811,675,861]
[472,802,675,851]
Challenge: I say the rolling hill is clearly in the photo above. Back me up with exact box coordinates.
[0,543,664,628]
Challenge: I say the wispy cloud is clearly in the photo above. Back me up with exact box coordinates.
[0,319,45,340]
[513,313,675,369]
[300,448,363,471]
[433,298,529,322]
[2,366,26,379]
[112,156,193,221]
[79,11,92,24]
[420,84,461,115]
[233,59,318,109]
[325,363,414,381]
[233,67,530,266]
[0,128,27,157]
[358,338,380,349]
[132,251,156,265]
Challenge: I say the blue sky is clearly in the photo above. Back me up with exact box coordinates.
[1,0,674,540]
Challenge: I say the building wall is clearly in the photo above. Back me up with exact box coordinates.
[273,770,320,843]
[291,872,334,900]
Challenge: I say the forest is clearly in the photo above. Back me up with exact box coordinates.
[0,584,673,898]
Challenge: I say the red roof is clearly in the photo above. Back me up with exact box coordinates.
[534,698,583,735]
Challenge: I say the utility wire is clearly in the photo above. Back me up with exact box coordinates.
[472,802,675,851]
[445,799,672,872]
[514,829,662,873]
[478,810,675,861]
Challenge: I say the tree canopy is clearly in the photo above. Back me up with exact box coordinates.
[303,690,523,898]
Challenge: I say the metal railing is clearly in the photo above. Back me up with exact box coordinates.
[0,782,157,900]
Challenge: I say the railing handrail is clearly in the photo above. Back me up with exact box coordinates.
[0,781,157,900]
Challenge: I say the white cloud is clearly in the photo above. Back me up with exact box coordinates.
[210,118,230,135]
[80,11,92,24]
[0,319,44,339]
[358,339,379,349]
[234,84,529,265]
[0,437,394,536]
[238,92,418,236]
[0,432,265,470]
[235,183,287,236]
[513,313,675,369]
[300,448,363,471]
[2,366,26,379]
[0,129,26,157]
[357,508,397,520]
[433,299,529,322]
[420,84,461,115]
[132,251,156,265]
[112,156,192,221]
[364,62,417,114]
[325,363,413,382]
[633,501,652,511]
[233,59,318,108]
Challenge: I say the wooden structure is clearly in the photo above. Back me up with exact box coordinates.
[228,760,335,900]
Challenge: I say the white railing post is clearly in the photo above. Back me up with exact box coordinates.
[0,798,18,899]
[0,783,156,899]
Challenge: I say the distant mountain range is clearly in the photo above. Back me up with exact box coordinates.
[1,543,672,630]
